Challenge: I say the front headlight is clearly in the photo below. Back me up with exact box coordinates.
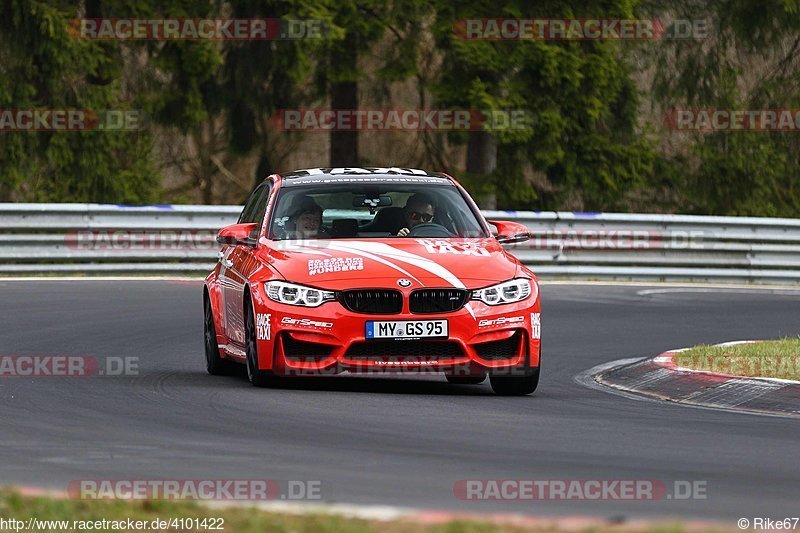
[472,278,532,305]
[265,281,336,307]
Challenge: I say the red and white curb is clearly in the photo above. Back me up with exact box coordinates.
[583,341,800,418]
[654,341,800,386]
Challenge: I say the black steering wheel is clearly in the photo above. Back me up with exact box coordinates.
[407,223,454,238]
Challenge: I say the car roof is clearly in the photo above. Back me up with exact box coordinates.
[277,167,453,186]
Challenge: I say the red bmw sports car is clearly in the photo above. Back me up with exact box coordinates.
[204,167,541,395]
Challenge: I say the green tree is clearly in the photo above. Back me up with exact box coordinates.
[220,0,330,195]
[0,0,162,203]
[431,0,655,210]
[134,1,228,204]
[313,0,386,167]
[645,0,800,216]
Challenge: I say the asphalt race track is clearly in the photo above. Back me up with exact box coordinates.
[1,280,799,521]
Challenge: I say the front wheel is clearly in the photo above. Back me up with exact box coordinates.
[489,368,539,396]
[245,300,274,387]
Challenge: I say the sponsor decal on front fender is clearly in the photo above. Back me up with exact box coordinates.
[256,313,272,340]
[281,317,333,329]
[478,316,525,327]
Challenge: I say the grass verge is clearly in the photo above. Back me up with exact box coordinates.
[0,490,739,532]
[673,339,800,381]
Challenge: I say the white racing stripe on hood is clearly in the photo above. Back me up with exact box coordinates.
[463,302,476,319]
[331,241,465,289]
[325,242,424,286]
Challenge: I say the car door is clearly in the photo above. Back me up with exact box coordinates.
[220,183,271,347]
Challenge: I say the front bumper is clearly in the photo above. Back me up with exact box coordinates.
[250,283,541,376]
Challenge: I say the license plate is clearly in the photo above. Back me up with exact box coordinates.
[366,320,448,339]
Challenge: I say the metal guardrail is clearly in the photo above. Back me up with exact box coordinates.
[3,203,800,283]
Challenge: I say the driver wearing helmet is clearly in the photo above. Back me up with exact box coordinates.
[396,193,436,237]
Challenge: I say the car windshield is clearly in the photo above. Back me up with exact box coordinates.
[268,183,489,240]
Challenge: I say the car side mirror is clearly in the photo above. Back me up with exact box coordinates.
[216,223,258,247]
[487,220,530,244]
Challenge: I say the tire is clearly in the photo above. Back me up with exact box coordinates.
[445,374,486,385]
[489,367,540,396]
[205,297,234,376]
[244,298,274,387]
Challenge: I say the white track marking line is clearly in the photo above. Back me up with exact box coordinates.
[636,287,800,296]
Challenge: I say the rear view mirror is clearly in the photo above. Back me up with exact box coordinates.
[487,220,530,244]
[216,223,258,246]
[353,195,392,208]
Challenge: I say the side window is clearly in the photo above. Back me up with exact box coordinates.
[250,183,273,236]
[238,185,266,224]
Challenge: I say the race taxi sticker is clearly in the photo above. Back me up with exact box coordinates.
[417,239,490,256]
[256,313,271,341]
[308,257,364,276]
[530,312,541,339]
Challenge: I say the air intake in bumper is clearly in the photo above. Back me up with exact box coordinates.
[473,331,522,360]
[345,340,464,360]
